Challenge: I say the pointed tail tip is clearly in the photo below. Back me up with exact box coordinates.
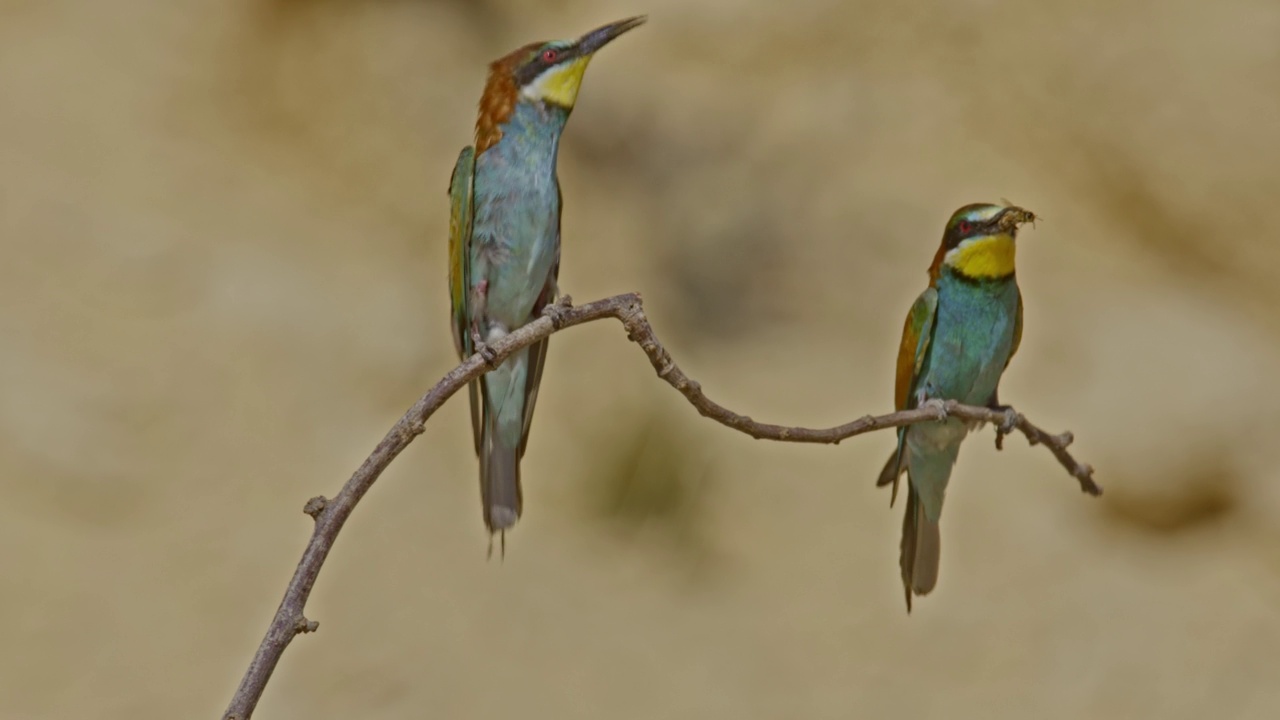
[876,448,905,509]
[485,508,517,561]
[485,528,511,561]
[902,582,943,613]
[875,459,898,488]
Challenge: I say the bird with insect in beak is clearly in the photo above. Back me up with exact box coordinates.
[447,17,646,556]
[875,202,1037,611]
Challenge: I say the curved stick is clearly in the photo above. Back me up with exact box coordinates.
[222,292,1099,719]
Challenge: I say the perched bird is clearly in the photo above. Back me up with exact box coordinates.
[448,17,646,552]
[876,202,1037,611]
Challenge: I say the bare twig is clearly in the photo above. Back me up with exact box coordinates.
[222,291,1099,719]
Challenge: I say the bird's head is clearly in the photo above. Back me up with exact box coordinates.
[929,202,1036,282]
[475,16,645,152]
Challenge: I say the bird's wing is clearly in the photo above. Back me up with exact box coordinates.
[1006,286,1023,368]
[518,184,562,458]
[880,287,938,503]
[985,286,1024,409]
[447,145,482,454]
[519,259,557,458]
[894,287,939,412]
[448,145,476,357]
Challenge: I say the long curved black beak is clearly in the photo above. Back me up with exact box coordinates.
[577,16,647,55]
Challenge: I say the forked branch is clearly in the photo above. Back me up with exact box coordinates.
[222,291,1099,719]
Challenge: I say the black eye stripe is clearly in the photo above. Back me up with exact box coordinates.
[943,214,1003,249]
[514,45,580,86]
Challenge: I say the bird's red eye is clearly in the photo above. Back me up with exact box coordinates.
[957,221,972,234]
[542,49,558,63]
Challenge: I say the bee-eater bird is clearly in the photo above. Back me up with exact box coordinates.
[447,16,645,552]
[876,202,1037,611]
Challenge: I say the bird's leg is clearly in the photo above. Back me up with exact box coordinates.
[471,326,499,368]
[468,280,498,368]
[987,402,1021,451]
[541,294,573,330]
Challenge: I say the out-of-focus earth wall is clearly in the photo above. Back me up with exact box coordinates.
[2,1,1279,717]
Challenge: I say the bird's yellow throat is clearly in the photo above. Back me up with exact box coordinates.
[521,57,592,107]
[943,233,1017,280]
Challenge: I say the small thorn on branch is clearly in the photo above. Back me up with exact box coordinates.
[398,422,425,443]
[303,496,327,519]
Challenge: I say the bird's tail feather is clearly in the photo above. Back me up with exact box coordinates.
[478,352,526,542]
[899,485,940,613]
[480,412,522,534]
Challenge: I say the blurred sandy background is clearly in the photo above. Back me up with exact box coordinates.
[3,0,1280,717]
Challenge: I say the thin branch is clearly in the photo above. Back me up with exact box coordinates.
[222,291,1099,719]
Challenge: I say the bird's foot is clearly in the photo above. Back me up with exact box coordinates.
[921,398,949,420]
[989,404,1020,451]
[471,328,499,368]
[542,294,573,330]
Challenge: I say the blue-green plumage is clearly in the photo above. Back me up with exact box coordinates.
[447,17,644,549]
[906,268,1019,517]
[877,202,1034,610]
[468,101,565,536]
